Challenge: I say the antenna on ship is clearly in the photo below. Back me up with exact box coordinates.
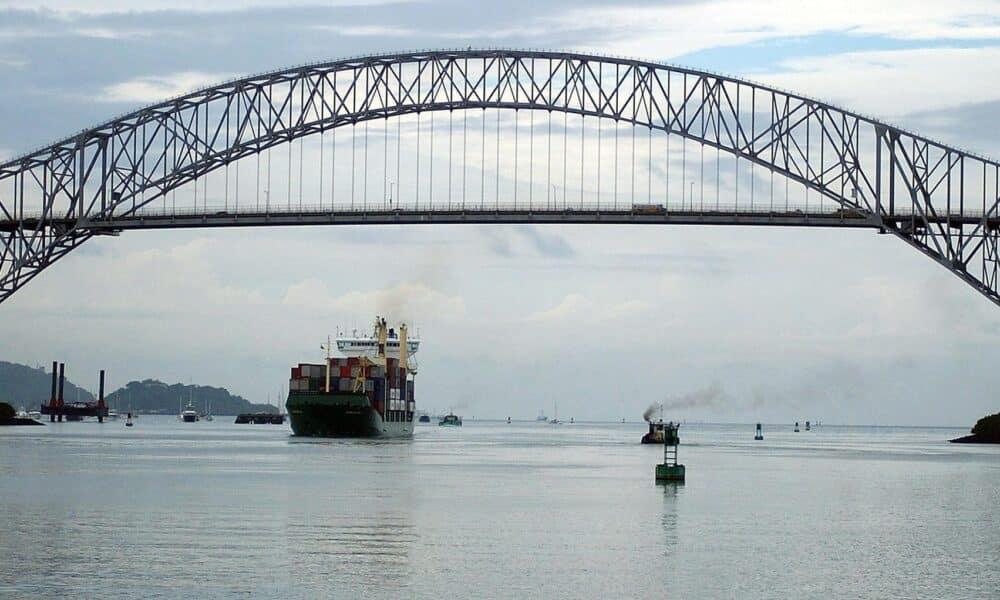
[321,335,333,393]
[376,316,387,359]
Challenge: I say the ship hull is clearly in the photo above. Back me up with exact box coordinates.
[286,392,413,438]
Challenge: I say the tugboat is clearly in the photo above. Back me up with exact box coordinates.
[439,413,462,426]
[642,420,667,444]
[641,403,666,444]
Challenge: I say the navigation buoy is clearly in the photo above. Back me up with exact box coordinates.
[655,422,685,483]
[754,423,763,441]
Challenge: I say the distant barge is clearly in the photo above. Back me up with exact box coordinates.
[235,413,286,424]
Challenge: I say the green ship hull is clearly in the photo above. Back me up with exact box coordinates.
[286,391,412,438]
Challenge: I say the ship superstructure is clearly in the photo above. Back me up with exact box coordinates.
[286,318,417,438]
[336,326,419,363]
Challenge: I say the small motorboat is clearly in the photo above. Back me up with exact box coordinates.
[439,413,462,426]
[418,414,431,423]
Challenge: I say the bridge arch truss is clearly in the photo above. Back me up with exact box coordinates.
[1,49,999,304]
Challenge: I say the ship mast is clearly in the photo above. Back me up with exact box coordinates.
[322,335,332,393]
[399,323,408,372]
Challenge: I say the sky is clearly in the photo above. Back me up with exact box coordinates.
[1,0,999,425]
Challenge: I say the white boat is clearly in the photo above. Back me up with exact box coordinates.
[179,397,199,422]
[550,401,561,425]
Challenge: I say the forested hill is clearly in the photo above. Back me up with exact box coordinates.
[106,379,277,415]
[0,361,95,408]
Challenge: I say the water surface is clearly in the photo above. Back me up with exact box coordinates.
[1,419,997,598]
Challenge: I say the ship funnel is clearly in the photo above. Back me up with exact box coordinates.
[399,323,409,371]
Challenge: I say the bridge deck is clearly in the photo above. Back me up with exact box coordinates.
[0,207,928,233]
[4,205,995,233]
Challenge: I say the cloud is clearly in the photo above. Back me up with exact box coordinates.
[0,54,26,68]
[527,293,651,322]
[0,1,403,13]
[98,71,230,103]
[283,279,466,323]
[752,46,1000,119]
[311,25,420,37]
[513,225,575,258]
[556,0,1000,59]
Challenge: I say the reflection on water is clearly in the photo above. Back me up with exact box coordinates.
[1,418,998,599]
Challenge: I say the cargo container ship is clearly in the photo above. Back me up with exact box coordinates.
[285,318,418,438]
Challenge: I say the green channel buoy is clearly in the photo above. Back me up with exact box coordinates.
[655,421,685,483]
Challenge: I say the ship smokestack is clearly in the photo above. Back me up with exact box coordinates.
[399,323,409,371]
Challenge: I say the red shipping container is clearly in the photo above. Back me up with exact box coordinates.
[291,367,302,378]
[340,366,350,377]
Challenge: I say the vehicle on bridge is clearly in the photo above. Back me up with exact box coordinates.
[632,203,666,215]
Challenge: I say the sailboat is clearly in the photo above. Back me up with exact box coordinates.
[550,401,561,425]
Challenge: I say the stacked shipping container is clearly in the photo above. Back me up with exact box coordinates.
[288,356,414,420]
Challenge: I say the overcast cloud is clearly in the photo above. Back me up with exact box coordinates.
[1,0,999,426]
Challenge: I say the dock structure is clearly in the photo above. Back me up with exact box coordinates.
[655,422,685,483]
[40,363,109,422]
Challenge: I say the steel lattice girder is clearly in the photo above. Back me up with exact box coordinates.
[1,49,999,305]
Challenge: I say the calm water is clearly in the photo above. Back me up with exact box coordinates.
[1,418,998,599]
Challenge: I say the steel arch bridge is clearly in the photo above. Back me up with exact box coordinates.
[2,49,999,306]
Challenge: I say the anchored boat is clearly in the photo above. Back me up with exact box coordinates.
[439,413,462,426]
[286,318,418,438]
[180,403,199,423]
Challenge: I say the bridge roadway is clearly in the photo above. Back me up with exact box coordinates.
[10,204,988,234]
